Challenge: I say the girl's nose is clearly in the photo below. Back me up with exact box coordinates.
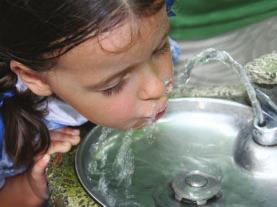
[138,64,165,100]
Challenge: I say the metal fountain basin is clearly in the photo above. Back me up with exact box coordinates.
[75,98,277,207]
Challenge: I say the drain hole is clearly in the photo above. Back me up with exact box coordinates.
[171,171,222,205]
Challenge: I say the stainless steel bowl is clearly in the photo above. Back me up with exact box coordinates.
[76,98,277,207]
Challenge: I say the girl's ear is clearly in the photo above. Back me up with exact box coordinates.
[10,60,53,96]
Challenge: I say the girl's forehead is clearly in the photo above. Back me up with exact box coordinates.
[98,11,168,52]
[55,8,168,70]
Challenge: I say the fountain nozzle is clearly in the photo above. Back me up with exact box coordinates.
[252,89,277,146]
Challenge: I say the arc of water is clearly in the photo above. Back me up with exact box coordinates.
[175,48,265,125]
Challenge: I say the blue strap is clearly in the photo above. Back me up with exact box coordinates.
[0,90,15,159]
[166,0,176,17]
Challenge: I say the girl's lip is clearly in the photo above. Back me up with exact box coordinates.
[143,101,168,121]
[154,105,167,121]
[135,104,167,129]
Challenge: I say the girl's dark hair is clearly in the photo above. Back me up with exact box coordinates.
[0,0,164,167]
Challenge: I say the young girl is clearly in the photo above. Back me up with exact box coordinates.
[0,0,175,206]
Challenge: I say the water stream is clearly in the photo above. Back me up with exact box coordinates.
[174,48,264,125]
[87,124,159,206]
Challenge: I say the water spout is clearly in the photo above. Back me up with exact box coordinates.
[252,89,277,145]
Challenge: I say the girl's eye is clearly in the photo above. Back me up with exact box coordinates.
[102,79,127,97]
[153,41,170,56]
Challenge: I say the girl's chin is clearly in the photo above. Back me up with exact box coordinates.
[127,119,150,130]
[113,118,154,130]
[133,122,147,129]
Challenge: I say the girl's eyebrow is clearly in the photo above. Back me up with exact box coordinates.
[86,27,170,90]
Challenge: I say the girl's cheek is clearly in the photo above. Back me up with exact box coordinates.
[103,71,143,116]
[108,93,136,115]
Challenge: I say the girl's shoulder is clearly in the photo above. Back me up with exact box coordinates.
[0,139,26,189]
[0,89,26,188]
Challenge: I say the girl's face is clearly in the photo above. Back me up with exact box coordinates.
[44,7,173,130]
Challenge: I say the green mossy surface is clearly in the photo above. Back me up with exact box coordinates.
[246,51,277,84]
[47,147,99,207]
[47,124,100,207]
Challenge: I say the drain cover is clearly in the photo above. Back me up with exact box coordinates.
[171,170,221,205]
[185,173,208,188]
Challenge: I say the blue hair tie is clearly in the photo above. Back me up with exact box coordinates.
[166,0,176,17]
[0,89,15,159]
